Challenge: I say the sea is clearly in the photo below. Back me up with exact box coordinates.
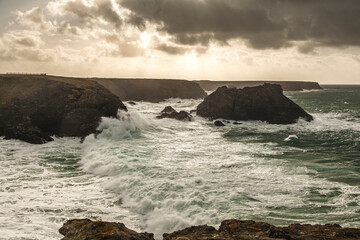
[0,85,359,240]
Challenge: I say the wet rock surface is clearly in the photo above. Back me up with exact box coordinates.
[0,75,126,144]
[156,106,193,121]
[59,219,154,240]
[197,84,313,124]
[214,120,225,126]
[59,219,360,240]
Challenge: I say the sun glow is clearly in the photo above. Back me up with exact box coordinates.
[139,32,152,48]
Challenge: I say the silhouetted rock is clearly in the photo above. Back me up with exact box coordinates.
[59,219,360,240]
[128,101,136,105]
[214,120,225,126]
[197,84,313,124]
[218,220,360,240]
[196,80,322,91]
[59,219,154,240]
[93,78,207,103]
[0,75,126,144]
[190,109,197,114]
[156,106,193,121]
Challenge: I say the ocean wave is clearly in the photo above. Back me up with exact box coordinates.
[79,103,360,238]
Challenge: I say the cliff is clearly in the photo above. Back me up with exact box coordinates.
[196,80,322,92]
[92,78,207,102]
[59,219,360,240]
[0,74,126,144]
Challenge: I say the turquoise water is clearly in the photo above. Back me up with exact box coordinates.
[0,85,359,239]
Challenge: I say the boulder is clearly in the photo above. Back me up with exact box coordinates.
[59,219,360,240]
[214,120,225,126]
[59,219,154,240]
[197,84,313,124]
[156,106,193,121]
[0,75,127,144]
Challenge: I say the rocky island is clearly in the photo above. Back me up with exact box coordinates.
[0,74,126,144]
[197,84,313,124]
[59,219,360,240]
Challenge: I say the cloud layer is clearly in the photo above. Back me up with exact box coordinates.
[120,0,360,51]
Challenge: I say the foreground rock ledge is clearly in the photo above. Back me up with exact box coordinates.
[197,84,313,124]
[60,219,360,240]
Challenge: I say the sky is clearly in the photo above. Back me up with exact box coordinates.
[0,0,360,84]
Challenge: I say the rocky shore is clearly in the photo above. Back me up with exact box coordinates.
[0,75,319,144]
[59,219,360,240]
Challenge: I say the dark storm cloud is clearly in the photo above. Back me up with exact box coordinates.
[120,0,287,49]
[120,0,360,51]
[64,0,122,28]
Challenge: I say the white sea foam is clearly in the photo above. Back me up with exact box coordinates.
[0,138,140,240]
[79,100,360,238]
[284,135,298,141]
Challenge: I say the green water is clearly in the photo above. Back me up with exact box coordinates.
[285,86,360,185]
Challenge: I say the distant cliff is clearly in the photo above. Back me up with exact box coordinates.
[93,78,207,103]
[0,75,126,144]
[195,80,322,91]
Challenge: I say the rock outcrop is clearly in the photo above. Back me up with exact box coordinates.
[156,106,193,121]
[59,219,360,240]
[0,75,126,144]
[214,120,225,126]
[196,80,322,92]
[59,219,154,240]
[197,84,313,124]
[93,78,207,103]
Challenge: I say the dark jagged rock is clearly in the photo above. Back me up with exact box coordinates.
[156,106,193,121]
[59,219,154,240]
[196,80,322,92]
[214,120,225,126]
[59,219,360,240]
[163,225,221,240]
[0,75,126,144]
[218,220,360,240]
[197,84,313,124]
[93,78,207,103]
